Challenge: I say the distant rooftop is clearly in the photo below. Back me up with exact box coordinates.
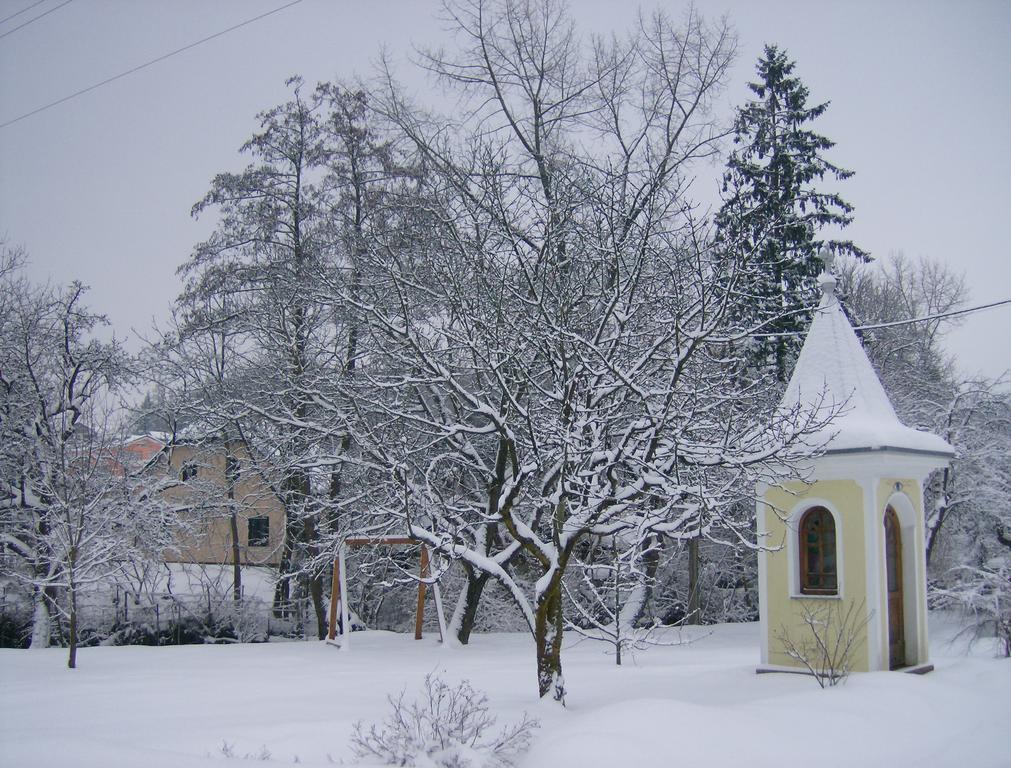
[119,433,169,463]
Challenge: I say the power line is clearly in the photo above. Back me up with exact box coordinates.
[0,0,303,129]
[748,297,1011,338]
[853,298,1011,333]
[0,0,47,27]
[0,0,73,40]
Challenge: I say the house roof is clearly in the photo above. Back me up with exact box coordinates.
[779,255,954,457]
[122,434,168,459]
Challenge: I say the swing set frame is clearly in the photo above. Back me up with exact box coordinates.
[326,536,447,648]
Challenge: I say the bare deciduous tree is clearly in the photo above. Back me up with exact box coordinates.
[0,252,181,664]
[339,0,820,701]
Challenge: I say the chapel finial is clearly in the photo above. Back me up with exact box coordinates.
[817,249,837,298]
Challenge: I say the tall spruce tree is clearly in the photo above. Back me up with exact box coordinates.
[717,44,868,381]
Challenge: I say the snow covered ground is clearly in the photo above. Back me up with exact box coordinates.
[1,615,1006,767]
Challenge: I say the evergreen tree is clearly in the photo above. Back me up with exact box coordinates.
[717,44,868,381]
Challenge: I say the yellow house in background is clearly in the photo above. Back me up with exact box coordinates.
[757,256,953,674]
[157,439,285,567]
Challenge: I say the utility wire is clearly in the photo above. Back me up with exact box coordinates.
[0,0,303,129]
[0,0,47,27]
[0,0,73,40]
[749,297,1011,338]
[852,298,1011,332]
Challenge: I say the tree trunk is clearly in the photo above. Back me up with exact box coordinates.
[273,539,292,616]
[455,567,490,645]
[229,509,242,604]
[620,535,662,628]
[226,448,243,606]
[302,512,327,640]
[534,575,566,702]
[925,467,951,568]
[29,585,56,649]
[67,582,78,669]
[308,570,327,640]
[273,499,298,617]
[614,541,622,666]
[687,537,701,624]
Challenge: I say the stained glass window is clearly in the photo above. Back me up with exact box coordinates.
[800,507,837,595]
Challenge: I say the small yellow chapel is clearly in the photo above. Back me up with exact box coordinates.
[757,255,953,673]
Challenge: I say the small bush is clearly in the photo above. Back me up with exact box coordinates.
[351,674,538,768]
[776,600,869,688]
[936,563,1011,658]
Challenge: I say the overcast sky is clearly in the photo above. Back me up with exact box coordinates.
[1,0,1008,380]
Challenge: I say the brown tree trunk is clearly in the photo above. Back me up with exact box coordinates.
[301,512,327,640]
[309,573,326,640]
[614,539,622,666]
[274,470,307,618]
[534,575,566,702]
[456,568,490,645]
[687,537,701,624]
[67,558,78,669]
[229,510,242,604]
[224,446,243,606]
[273,526,293,617]
[925,467,951,568]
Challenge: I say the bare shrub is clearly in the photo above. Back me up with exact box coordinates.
[937,563,1011,658]
[351,674,538,767]
[218,741,273,761]
[776,600,870,687]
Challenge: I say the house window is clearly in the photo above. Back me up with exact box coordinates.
[799,507,837,595]
[180,461,198,482]
[225,454,239,486]
[248,517,270,547]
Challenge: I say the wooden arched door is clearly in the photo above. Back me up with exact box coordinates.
[884,507,905,669]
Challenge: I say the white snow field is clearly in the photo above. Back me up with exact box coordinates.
[1,616,1006,768]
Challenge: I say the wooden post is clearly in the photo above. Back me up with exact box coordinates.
[323,537,450,646]
[327,555,341,641]
[338,543,349,650]
[415,545,429,640]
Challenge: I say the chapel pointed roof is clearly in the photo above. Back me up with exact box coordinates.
[779,254,954,457]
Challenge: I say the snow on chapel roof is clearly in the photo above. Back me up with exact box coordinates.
[779,254,954,457]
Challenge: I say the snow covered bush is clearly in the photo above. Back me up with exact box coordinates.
[350,675,538,768]
[938,563,1011,658]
